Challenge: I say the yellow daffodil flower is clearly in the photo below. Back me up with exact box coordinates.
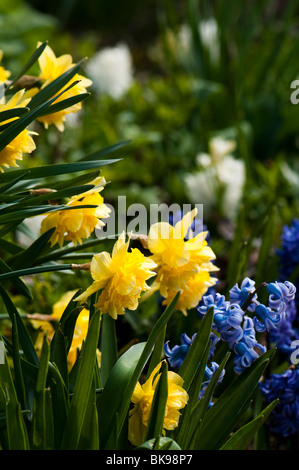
[0,90,37,171]
[147,208,218,314]
[163,270,217,315]
[40,176,111,247]
[28,43,92,131]
[0,50,11,83]
[128,361,189,446]
[76,232,158,319]
[30,290,101,368]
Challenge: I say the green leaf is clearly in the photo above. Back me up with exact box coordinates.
[31,333,51,450]
[179,307,214,391]
[100,313,118,387]
[28,58,86,110]
[60,310,101,449]
[0,79,81,152]
[98,292,180,449]
[0,158,120,184]
[0,262,73,282]
[98,341,146,450]
[0,256,31,299]
[136,437,181,450]
[37,92,90,117]
[0,330,30,450]
[0,107,29,124]
[10,228,55,270]
[79,140,131,162]
[174,339,214,449]
[1,183,94,214]
[186,352,230,449]
[48,362,69,450]
[145,361,168,443]
[220,399,279,450]
[78,376,99,450]
[146,324,167,378]
[11,314,26,409]
[7,41,48,89]
[0,171,30,194]
[195,349,276,450]
[0,285,39,366]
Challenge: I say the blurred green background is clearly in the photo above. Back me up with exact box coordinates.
[1,0,299,311]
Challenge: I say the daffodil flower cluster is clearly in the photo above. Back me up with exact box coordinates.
[0,44,92,171]
[147,208,218,315]
[41,176,111,247]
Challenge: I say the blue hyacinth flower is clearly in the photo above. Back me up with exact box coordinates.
[232,316,266,374]
[259,368,299,437]
[229,277,257,312]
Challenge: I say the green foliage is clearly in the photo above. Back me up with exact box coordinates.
[0,0,298,451]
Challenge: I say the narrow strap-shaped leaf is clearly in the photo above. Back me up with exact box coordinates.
[60,310,101,449]
[31,333,51,449]
[48,362,69,450]
[0,330,30,449]
[174,340,212,448]
[0,202,97,224]
[37,92,90,117]
[220,399,279,450]
[0,285,39,366]
[7,41,48,89]
[146,324,167,379]
[0,158,120,184]
[1,183,94,214]
[0,171,30,194]
[179,306,214,391]
[79,140,131,162]
[0,257,31,299]
[11,314,26,409]
[0,78,82,153]
[144,361,168,443]
[10,228,55,270]
[28,58,86,110]
[100,313,118,387]
[187,351,231,449]
[98,292,180,449]
[0,262,73,282]
[195,349,276,450]
[0,107,29,124]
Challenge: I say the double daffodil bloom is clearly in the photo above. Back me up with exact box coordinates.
[128,361,189,446]
[0,90,37,172]
[147,208,218,314]
[26,43,92,131]
[76,233,157,319]
[41,177,111,247]
[30,290,101,368]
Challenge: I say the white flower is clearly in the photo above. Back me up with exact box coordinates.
[209,137,236,163]
[199,18,220,65]
[217,155,245,217]
[176,18,220,67]
[184,137,245,219]
[86,43,133,99]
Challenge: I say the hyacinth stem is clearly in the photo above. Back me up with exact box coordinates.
[240,282,268,311]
